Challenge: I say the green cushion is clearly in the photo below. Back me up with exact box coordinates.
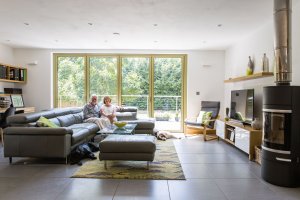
[37,116,59,128]
[202,111,212,126]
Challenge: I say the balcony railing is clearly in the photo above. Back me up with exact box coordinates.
[57,94,181,119]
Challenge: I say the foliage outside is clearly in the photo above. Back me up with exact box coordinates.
[57,56,182,119]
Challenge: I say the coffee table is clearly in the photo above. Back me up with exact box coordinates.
[97,123,137,135]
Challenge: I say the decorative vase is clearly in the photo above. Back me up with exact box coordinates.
[261,53,269,72]
[225,107,230,121]
[247,56,254,75]
[251,118,262,130]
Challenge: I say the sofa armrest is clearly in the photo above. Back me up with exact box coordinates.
[4,127,73,135]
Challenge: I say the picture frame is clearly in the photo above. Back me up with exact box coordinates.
[10,94,24,108]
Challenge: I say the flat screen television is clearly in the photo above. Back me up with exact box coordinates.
[230,89,254,124]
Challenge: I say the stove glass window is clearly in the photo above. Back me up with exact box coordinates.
[263,111,291,150]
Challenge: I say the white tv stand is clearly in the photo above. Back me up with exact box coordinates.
[215,119,262,160]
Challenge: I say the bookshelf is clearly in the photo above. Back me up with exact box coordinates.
[0,63,27,83]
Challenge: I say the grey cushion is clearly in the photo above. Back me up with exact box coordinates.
[116,107,138,112]
[57,114,76,127]
[6,107,83,125]
[7,110,56,124]
[71,128,91,144]
[72,113,84,123]
[116,112,137,121]
[126,119,155,129]
[99,135,156,153]
[68,123,99,133]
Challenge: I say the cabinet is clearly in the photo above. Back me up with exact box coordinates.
[215,119,262,160]
[216,119,225,138]
[0,63,27,83]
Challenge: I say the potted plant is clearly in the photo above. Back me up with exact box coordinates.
[175,111,180,121]
[155,112,170,121]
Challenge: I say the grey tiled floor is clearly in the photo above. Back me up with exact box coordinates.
[1,136,300,200]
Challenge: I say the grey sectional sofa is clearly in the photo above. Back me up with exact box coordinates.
[4,107,98,163]
[3,106,155,163]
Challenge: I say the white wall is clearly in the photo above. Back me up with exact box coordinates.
[224,2,300,120]
[13,49,225,115]
[0,43,16,91]
[14,49,53,110]
[187,51,225,118]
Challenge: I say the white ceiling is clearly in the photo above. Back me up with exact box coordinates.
[0,0,274,50]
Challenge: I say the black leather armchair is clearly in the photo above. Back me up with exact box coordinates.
[184,101,220,141]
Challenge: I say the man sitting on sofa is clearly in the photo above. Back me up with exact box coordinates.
[83,94,107,129]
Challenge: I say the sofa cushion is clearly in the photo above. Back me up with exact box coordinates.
[72,113,84,124]
[7,110,56,124]
[116,112,137,121]
[57,114,77,127]
[68,123,99,133]
[6,107,83,126]
[126,118,155,129]
[71,128,90,144]
[116,106,138,112]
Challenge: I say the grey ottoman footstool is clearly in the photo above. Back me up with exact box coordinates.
[99,135,156,169]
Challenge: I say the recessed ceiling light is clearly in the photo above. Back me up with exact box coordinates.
[154,40,158,43]
[24,22,30,26]
[153,24,158,26]
[104,40,108,43]
[113,32,120,35]
[88,23,93,26]
[217,24,222,27]
[55,40,59,42]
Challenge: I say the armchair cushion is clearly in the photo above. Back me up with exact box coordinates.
[196,111,212,125]
[196,111,206,123]
[202,111,212,126]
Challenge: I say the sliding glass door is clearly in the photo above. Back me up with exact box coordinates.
[55,56,86,107]
[89,56,118,104]
[121,57,150,118]
[153,57,183,131]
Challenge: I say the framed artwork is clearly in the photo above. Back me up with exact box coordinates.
[10,94,24,108]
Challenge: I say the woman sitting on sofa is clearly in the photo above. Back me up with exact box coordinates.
[100,96,117,127]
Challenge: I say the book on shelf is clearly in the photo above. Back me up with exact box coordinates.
[19,69,24,81]
[14,68,19,80]
[0,65,8,79]
[9,69,15,80]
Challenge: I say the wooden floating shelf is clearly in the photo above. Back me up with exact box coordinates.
[0,79,26,83]
[224,72,274,83]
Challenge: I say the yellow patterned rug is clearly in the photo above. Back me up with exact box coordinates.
[72,140,185,180]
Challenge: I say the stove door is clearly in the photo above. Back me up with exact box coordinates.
[262,109,292,153]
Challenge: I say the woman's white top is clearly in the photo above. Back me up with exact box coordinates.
[100,104,117,121]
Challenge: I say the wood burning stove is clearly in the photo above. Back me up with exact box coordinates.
[262,86,300,187]
[261,0,300,187]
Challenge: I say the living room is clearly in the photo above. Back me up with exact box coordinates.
[1,0,300,199]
